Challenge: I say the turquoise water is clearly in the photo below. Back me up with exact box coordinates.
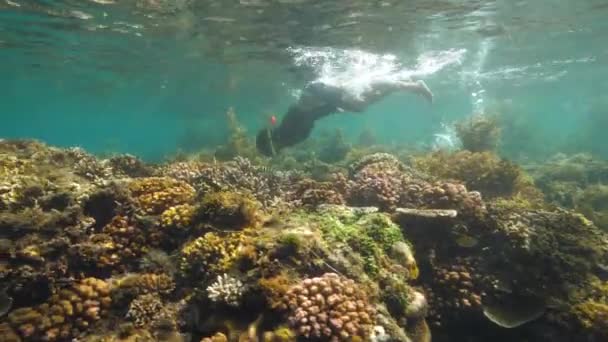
[1,0,607,160]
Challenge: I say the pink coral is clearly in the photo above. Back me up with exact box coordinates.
[282,273,375,341]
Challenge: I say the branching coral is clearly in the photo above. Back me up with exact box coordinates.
[281,273,376,341]
[157,160,207,183]
[125,293,177,329]
[195,156,300,208]
[206,273,245,307]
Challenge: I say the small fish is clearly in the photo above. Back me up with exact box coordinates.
[455,233,478,248]
[270,115,277,126]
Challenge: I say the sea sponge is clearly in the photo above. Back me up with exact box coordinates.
[281,273,376,341]
[196,191,261,229]
[5,278,110,341]
[179,231,244,281]
[128,177,195,215]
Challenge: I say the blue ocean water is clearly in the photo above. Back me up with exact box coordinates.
[1,0,607,161]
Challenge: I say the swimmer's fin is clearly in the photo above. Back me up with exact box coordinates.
[417,80,434,103]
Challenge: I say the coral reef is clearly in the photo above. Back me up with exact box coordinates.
[281,273,376,341]
[2,140,607,342]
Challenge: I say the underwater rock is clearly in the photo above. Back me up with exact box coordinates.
[482,295,546,328]
[394,208,458,218]
[390,241,419,280]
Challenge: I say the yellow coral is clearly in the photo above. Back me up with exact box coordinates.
[113,273,175,296]
[197,191,261,229]
[160,204,196,229]
[574,300,608,329]
[128,177,195,215]
[179,231,245,280]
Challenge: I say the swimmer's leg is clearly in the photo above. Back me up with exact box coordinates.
[397,80,434,103]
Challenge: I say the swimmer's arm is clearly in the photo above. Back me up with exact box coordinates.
[369,79,433,103]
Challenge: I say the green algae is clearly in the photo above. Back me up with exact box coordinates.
[288,208,407,278]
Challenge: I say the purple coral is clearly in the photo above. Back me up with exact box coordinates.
[283,273,376,341]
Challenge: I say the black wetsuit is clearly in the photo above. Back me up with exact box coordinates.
[256,83,341,156]
[255,80,414,156]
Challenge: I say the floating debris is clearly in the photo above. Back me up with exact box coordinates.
[482,295,546,328]
[454,233,479,248]
[0,285,12,317]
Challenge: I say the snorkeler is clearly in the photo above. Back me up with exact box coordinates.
[255,78,433,156]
